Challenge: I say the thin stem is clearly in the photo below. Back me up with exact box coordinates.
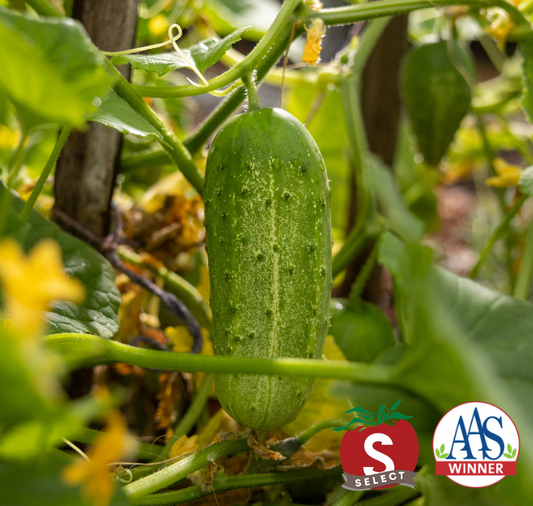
[332,220,382,279]
[124,438,250,499]
[20,127,71,221]
[295,419,347,445]
[348,243,379,307]
[43,333,393,385]
[132,0,303,98]
[0,183,13,237]
[469,194,528,279]
[110,63,205,196]
[117,247,212,331]
[280,21,301,109]
[7,130,29,188]
[349,17,391,76]
[158,374,214,460]
[514,216,533,299]
[132,466,341,505]
[313,0,530,28]
[242,74,261,111]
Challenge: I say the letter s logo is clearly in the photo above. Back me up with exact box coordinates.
[363,433,395,475]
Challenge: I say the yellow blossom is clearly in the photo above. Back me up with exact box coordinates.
[0,239,85,336]
[148,14,170,38]
[486,158,522,188]
[484,15,514,51]
[63,412,133,506]
[302,18,326,66]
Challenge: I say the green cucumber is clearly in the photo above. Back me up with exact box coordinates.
[401,40,474,166]
[204,107,332,431]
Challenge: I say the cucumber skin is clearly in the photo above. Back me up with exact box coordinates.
[204,108,332,431]
[401,40,473,166]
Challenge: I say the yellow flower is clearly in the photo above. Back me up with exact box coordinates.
[148,14,170,38]
[63,411,133,506]
[302,18,326,66]
[486,158,522,188]
[0,239,85,336]
[484,15,514,51]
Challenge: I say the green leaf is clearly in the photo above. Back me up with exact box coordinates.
[435,448,441,458]
[379,233,533,504]
[89,91,165,142]
[0,185,120,338]
[513,448,518,457]
[519,166,533,196]
[203,0,279,40]
[504,453,513,459]
[0,7,115,129]
[440,453,449,458]
[440,443,445,453]
[110,27,248,77]
[508,443,512,453]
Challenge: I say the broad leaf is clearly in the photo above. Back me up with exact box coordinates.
[379,233,533,504]
[0,7,114,129]
[89,91,164,142]
[0,185,120,338]
[110,27,248,77]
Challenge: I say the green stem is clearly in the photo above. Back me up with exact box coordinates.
[514,216,533,299]
[20,127,71,221]
[7,130,29,189]
[348,243,379,307]
[110,65,205,196]
[158,374,214,461]
[117,247,212,330]
[242,74,261,111]
[332,220,383,279]
[132,466,341,506]
[132,0,302,98]
[469,194,528,279]
[295,419,347,445]
[355,486,419,506]
[43,334,392,384]
[0,183,13,237]
[349,17,392,76]
[124,438,250,499]
[334,490,365,506]
[313,0,530,28]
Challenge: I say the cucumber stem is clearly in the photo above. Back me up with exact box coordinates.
[242,74,261,111]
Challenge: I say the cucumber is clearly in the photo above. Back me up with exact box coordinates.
[204,108,332,431]
[329,299,395,363]
[401,40,474,166]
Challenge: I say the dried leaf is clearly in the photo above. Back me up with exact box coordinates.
[247,432,285,461]
[170,434,198,460]
[155,372,181,432]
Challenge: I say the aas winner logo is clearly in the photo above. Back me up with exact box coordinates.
[434,402,520,487]
[336,400,419,491]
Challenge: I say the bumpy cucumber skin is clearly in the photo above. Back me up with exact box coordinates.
[402,40,473,166]
[204,108,332,431]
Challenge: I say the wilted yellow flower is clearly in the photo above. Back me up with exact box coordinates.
[148,14,169,38]
[302,18,326,66]
[305,0,323,10]
[0,239,85,336]
[63,411,133,506]
[484,15,514,50]
[486,158,522,188]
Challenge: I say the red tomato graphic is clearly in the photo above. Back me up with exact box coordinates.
[340,420,419,490]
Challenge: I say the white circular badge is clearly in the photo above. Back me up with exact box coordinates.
[433,402,519,487]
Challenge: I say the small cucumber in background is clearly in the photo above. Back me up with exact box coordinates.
[329,299,395,363]
[401,39,474,166]
[204,107,332,431]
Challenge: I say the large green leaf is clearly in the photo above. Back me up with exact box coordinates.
[111,27,248,77]
[89,91,164,142]
[379,233,533,504]
[0,7,115,129]
[0,185,120,338]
